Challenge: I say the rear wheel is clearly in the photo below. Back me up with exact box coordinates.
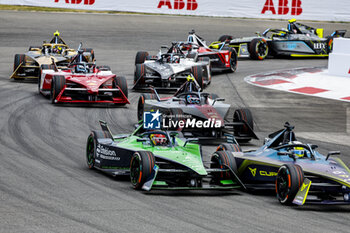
[210,151,238,181]
[191,66,203,89]
[233,108,254,142]
[276,164,304,205]
[50,75,65,104]
[216,143,242,152]
[135,51,149,65]
[137,93,157,121]
[249,38,269,60]
[134,64,146,87]
[114,76,128,98]
[13,54,26,80]
[218,35,233,42]
[130,151,155,190]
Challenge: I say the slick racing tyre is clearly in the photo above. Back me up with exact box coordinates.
[82,48,95,62]
[191,66,203,89]
[276,164,304,205]
[249,38,269,60]
[50,75,65,104]
[13,54,26,80]
[198,57,211,83]
[135,51,149,65]
[114,76,128,99]
[134,64,146,87]
[210,151,238,180]
[130,151,155,190]
[216,143,242,153]
[86,131,106,169]
[218,35,233,42]
[137,93,157,121]
[39,64,55,94]
[228,47,237,73]
[233,108,254,142]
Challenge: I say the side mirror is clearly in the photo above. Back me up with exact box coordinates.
[311,144,318,150]
[277,151,296,161]
[137,138,147,142]
[184,138,199,147]
[326,151,340,160]
[212,98,225,105]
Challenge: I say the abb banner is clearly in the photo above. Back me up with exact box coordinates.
[0,0,349,22]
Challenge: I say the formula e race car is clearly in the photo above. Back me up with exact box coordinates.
[134,42,211,91]
[183,30,237,73]
[213,19,346,60]
[39,50,128,105]
[217,122,350,205]
[86,120,244,191]
[11,30,95,80]
[137,77,258,143]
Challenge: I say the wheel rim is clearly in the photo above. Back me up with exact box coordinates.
[276,167,290,202]
[130,155,141,186]
[86,136,95,168]
[256,41,268,58]
[230,53,237,72]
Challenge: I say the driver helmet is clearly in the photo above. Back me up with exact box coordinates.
[291,141,305,157]
[53,46,62,54]
[75,64,86,73]
[150,134,167,146]
[186,94,200,104]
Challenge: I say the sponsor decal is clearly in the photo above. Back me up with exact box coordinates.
[313,43,326,50]
[249,167,257,177]
[157,0,198,11]
[143,110,222,129]
[259,171,277,176]
[96,144,120,160]
[54,0,95,5]
[261,0,302,16]
[248,167,277,177]
[144,110,162,130]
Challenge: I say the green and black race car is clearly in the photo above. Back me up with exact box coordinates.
[210,19,346,60]
[86,120,244,191]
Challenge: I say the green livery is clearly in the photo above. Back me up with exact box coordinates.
[86,120,243,191]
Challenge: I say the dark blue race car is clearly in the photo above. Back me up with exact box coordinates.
[216,122,350,205]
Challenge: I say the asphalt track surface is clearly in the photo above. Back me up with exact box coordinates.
[1,11,350,233]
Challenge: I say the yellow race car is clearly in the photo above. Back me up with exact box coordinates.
[11,30,95,80]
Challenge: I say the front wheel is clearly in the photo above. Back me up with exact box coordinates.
[137,93,157,121]
[191,66,203,89]
[210,151,238,181]
[50,75,65,104]
[130,151,155,190]
[249,38,269,60]
[228,47,237,73]
[276,164,304,205]
[86,134,96,169]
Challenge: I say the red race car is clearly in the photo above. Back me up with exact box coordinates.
[39,51,129,105]
[183,30,237,73]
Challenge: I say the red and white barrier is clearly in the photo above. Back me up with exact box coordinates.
[0,0,350,22]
